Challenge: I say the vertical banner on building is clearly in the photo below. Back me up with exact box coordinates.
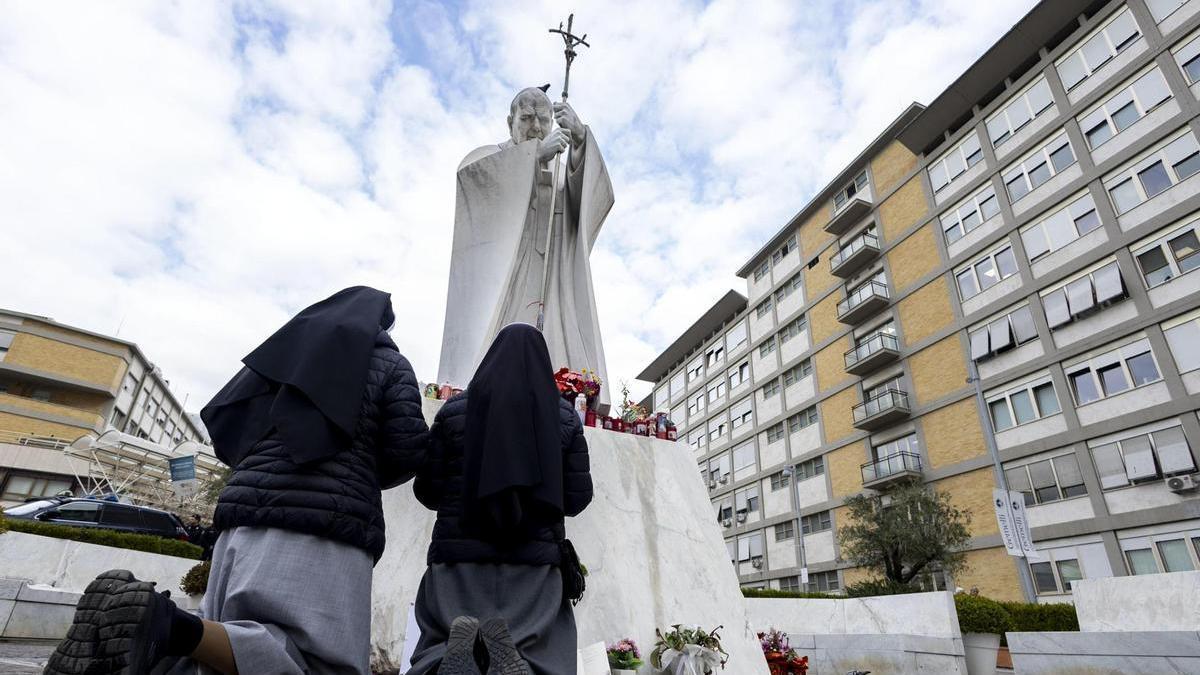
[799,567,809,585]
[993,489,1023,557]
[1008,490,1041,560]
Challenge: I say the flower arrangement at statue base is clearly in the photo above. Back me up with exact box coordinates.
[650,624,727,675]
[606,637,644,675]
[758,628,808,675]
[555,367,602,425]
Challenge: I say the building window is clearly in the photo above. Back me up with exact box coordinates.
[1134,217,1200,288]
[765,422,786,444]
[1030,558,1083,594]
[706,379,727,403]
[669,371,686,401]
[32,389,51,402]
[769,471,791,491]
[928,132,984,196]
[776,273,803,302]
[1104,128,1200,215]
[758,337,777,358]
[1172,28,1200,83]
[955,244,1019,300]
[737,531,764,562]
[728,361,751,389]
[735,486,760,514]
[753,260,771,282]
[1164,311,1200,374]
[1090,422,1196,488]
[0,331,14,362]
[778,575,802,592]
[779,315,808,344]
[1,473,73,503]
[1078,65,1172,150]
[732,441,755,472]
[726,320,748,352]
[1056,7,1142,92]
[787,406,818,434]
[795,455,825,480]
[708,454,730,482]
[775,520,795,541]
[1065,337,1161,406]
[772,235,798,264]
[1004,452,1088,506]
[987,75,1055,147]
[687,358,704,383]
[1002,131,1077,202]
[941,185,1002,244]
[755,296,774,319]
[688,391,705,417]
[834,170,869,210]
[706,344,725,367]
[1124,536,1200,575]
[801,510,832,534]
[1148,0,1192,22]
[986,376,1061,432]
[969,305,1038,361]
[760,378,780,400]
[873,433,920,463]
[1021,191,1102,262]
[730,397,754,429]
[1041,260,1127,329]
[805,570,840,593]
[782,360,812,386]
[707,418,728,443]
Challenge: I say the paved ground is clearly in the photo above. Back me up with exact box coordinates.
[0,641,53,674]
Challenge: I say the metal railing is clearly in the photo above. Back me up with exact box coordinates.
[838,280,889,316]
[0,430,73,450]
[831,232,880,269]
[861,451,922,483]
[844,332,900,368]
[852,389,910,424]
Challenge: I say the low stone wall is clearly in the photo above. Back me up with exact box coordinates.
[0,530,200,609]
[745,592,967,674]
[1072,570,1200,632]
[0,577,82,640]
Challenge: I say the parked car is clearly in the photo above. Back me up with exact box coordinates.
[3,497,190,541]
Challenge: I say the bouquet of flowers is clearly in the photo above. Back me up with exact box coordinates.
[554,367,585,396]
[651,624,727,674]
[757,628,808,675]
[581,368,602,400]
[606,638,643,670]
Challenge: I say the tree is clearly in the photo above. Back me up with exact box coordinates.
[837,482,972,585]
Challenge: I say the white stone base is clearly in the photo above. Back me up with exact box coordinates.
[370,399,768,673]
[0,577,82,640]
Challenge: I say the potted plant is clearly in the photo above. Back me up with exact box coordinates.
[757,628,808,675]
[650,624,727,674]
[607,638,643,675]
[954,593,1010,675]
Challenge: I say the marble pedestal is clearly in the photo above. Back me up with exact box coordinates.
[370,399,768,673]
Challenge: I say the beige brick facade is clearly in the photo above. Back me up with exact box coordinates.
[909,336,968,405]
[955,546,1025,602]
[878,176,927,241]
[898,276,956,346]
[931,468,1000,537]
[814,335,851,393]
[922,399,987,469]
[869,140,918,195]
[0,393,105,428]
[805,246,837,300]
[886,224,940,294]
[820,386,859,445]
[6,333,125,391]
[798,205,832,266]
[808,294,843,346]
[0,411,93,439]
[827,439,866,498]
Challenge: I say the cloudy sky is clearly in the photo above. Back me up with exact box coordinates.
[2,0,1037,409]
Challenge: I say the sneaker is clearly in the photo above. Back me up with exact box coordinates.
[478,618,530,675]
[439,616,482,675]
[92,580,175,674]
[43,570,135,675]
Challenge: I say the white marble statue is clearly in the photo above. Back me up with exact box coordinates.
[437,87,614,410]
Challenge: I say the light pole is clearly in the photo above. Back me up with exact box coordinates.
[781,463,808,589]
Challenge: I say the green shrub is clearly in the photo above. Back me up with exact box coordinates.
[180,560,211,596]
[2,516,201,559]
[955,594,1011,635]
[0,515,8,535]
[845,578,926,598]
[1001,601,1079,633]
[741,587,840,599]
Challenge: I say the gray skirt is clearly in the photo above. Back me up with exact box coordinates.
[406,563,576,675]
[158,526,374,675]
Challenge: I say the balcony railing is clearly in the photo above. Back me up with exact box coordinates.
[852,389,911,430]
[825,195,873,235]
[830,231,881,277]
[861,451,923,487]
[837,280,890,324]
[844,333,900,374]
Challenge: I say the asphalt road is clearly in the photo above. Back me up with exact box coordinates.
[0,641,53,674]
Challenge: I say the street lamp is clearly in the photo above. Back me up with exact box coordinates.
[780,464,809,589]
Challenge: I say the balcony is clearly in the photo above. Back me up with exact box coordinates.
[861,451,923,489]
[837,280,890,325]
[830,231,880,278]
[824,196,872,235]
[852,389,911,431]
[844,333,900,376]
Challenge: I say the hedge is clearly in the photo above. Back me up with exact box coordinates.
[0,515,202,559]
[0,515,8,535]
[845,578,926,598]
[741,588,840,599]
[1000,600,1079,633]
[954,594,1010,635]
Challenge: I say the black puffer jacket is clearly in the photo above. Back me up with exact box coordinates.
[414,391,593,566]
[213,332,428,563]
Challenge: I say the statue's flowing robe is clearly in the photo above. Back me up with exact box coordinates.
[437,128,613,410]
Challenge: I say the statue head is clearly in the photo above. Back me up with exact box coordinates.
[507,86,553,145]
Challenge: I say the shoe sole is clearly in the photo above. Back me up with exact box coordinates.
[439,617,482,675]
[478,622,531,675]
[43,569,135,675]
[94,581,163,675]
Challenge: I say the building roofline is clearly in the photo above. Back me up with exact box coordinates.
[636,290,748,383]
[735,103,926,278]
[896,0,1099,155]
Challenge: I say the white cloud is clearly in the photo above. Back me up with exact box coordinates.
[0,0,1038,411]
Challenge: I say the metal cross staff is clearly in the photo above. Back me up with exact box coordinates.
[535,13,590,331]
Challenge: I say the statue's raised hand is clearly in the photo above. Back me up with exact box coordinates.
[537,128,571,163]
[553,102,585,147]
